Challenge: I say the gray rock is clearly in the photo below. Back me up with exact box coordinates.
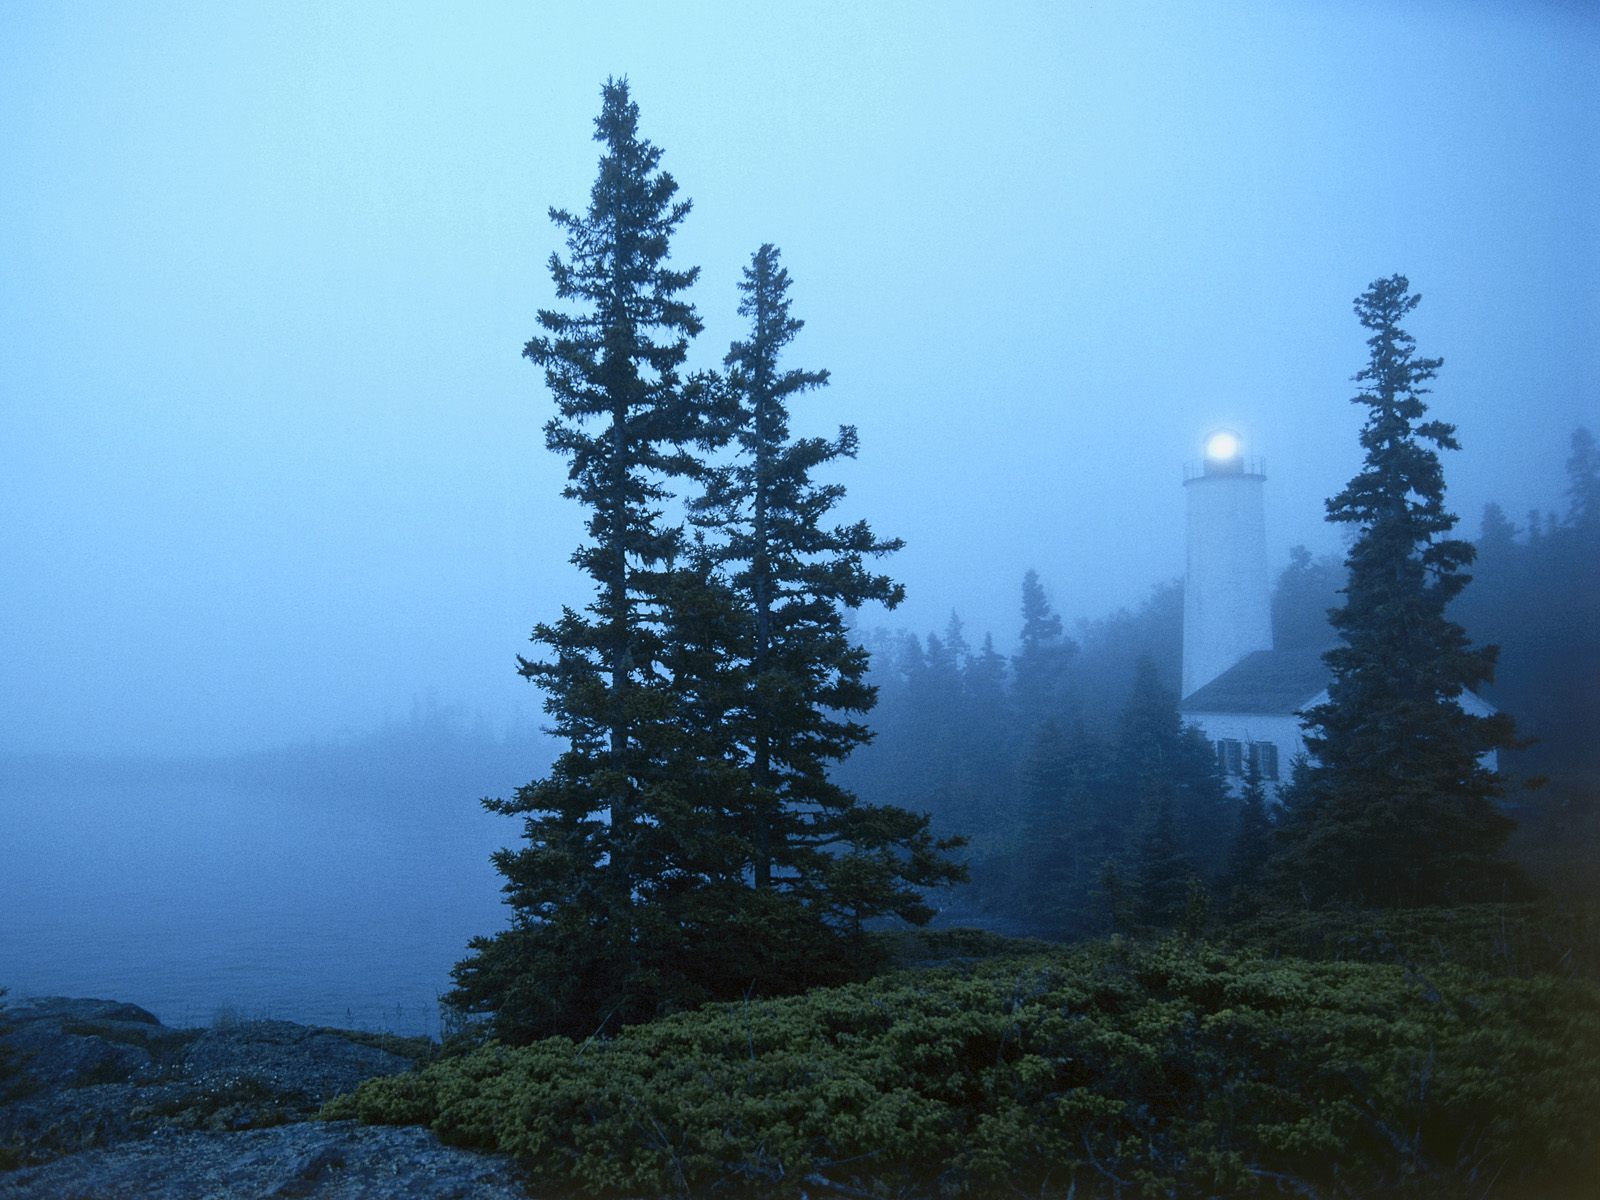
[0,997,418,1168]
[0,1121,531,1199]
[179,1020,412,1108]
[0,997,189,1091]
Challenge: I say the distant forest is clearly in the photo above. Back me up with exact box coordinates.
[839,426,1600,924]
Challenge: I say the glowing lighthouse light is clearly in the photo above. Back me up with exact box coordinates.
[1205,430,1241,460]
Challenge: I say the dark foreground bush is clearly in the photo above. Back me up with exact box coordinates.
[325,939,1600,1198]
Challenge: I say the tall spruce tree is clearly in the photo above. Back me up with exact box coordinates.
[1285,275,1519,906]
[451,80,724,1040]
[693,243,963,953]
[1013,569,1075,731]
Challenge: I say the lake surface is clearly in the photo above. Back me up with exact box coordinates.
[1,760,514,1036]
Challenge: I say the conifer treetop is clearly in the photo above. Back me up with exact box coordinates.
[526,77,708,504]
[1286,273,1519,906]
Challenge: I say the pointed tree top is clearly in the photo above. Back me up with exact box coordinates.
[596,76,638,141]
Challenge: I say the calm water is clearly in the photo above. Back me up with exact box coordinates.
[1,764,512,1036]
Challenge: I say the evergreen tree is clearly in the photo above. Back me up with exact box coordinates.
[1115,656,1233,874]
[1013,569,1075,730]
[1065,725,1121,903]
[1449,432,1599,783]
[1222,757,1274,911]
[1477,503,1517,558]
[1014,718,1121,936]
[1014,721,1079,935]
[965,633,1016,806]
[920,630,966,746]
[911,620,980,829]
[1116,656,1178,778]
[451,80,724,1040]
[1515,428,1600,778]
[1110,657,1212,930]
[962,632,1012,776]
[939,611,972,673]
[965,632,1010,725]
[1286,275,1519,906]
[1272,544,1344,651]
[840,632,948,829]
[693,242,963,949]
[1566,426,1600,532]
[1177,723,1234,870]
[1094,858,1133,935]
[1069,580,1183,739]
[1131,796,1195,929]
[625,546,782,1005]
[1551,428,1600,764]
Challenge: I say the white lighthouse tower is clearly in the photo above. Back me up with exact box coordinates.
[1182,431,1272,700]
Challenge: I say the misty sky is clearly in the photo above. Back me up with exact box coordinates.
[3,1,1595,757]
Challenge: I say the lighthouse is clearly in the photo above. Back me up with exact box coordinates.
[1181,430,1272,700]
[1177,430,1498,795]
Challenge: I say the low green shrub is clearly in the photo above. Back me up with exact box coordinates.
[1227,901,1600,980]
[325,939,1600,1197]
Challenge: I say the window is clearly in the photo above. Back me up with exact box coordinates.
[1218,739,1279,781]
[1216,739,1243,777]
[1247,741,1281,781]
[1255,741,1280,781]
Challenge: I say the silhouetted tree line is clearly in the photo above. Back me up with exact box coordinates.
[840,579,1253,936]
[1455,427,1600,782]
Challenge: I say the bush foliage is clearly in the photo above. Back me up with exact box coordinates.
[326,936,1600,1198]
[1227,901,1600,982]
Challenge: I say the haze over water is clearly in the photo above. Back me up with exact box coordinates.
[2,752,513,1033]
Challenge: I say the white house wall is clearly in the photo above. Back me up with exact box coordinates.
[1186,688,1500,800]
[1183,709,1309,799]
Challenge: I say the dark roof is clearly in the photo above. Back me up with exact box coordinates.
[1179,647,1333,715]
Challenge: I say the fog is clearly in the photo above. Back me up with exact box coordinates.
[3,0,1595,760]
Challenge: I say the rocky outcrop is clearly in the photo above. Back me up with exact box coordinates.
[0,1122,530,1200]
[0,997,529,1198]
